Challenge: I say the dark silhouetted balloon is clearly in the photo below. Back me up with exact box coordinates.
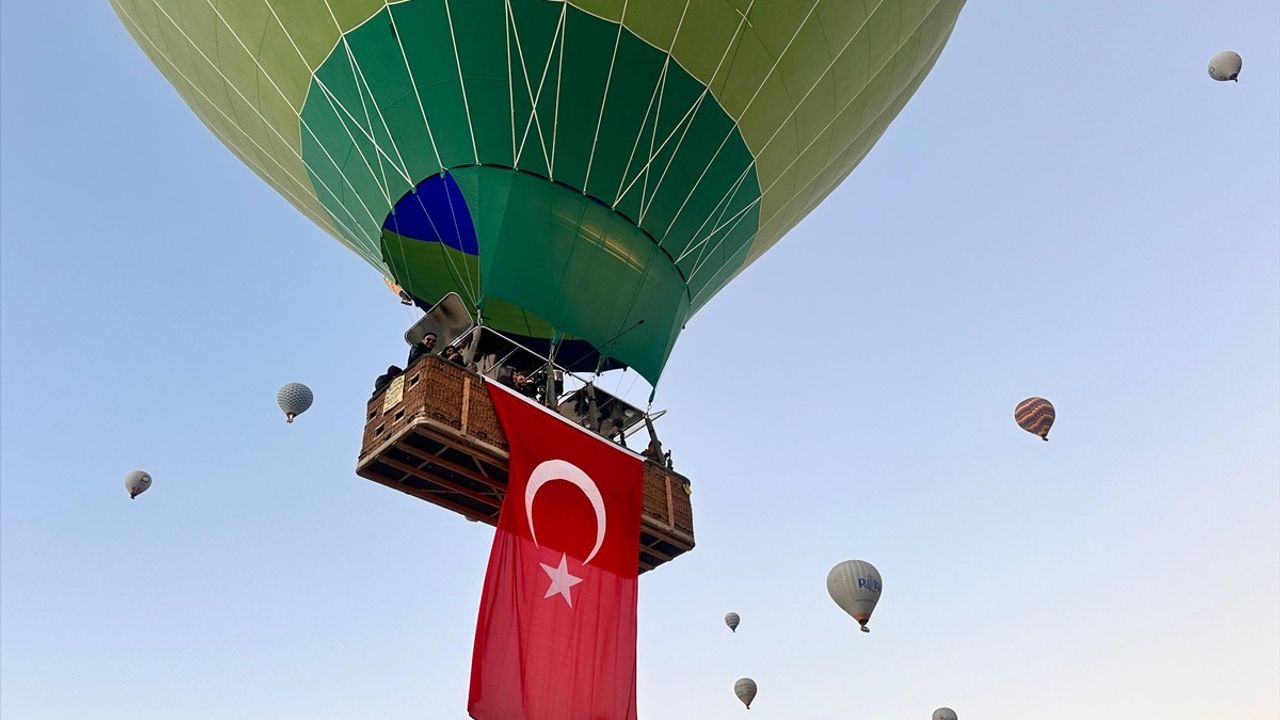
[734,678,757,709]
[725,612,740,633]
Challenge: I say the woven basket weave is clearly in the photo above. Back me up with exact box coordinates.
[360,357,691,537]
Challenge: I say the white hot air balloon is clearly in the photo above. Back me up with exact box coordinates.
[933,708,959,720]
[827,559,882,632]
[124,470,152,499]
[276,383,314,423]
[1207,51,1243,82]
[725,612,741,633]
[734,678,757,710]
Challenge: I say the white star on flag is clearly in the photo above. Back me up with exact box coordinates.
[540,553,584,607]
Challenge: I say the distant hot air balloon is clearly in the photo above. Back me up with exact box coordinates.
[124,470,152,499]
[277,383,314,424]
[827,560,882,632]
[725,612,741,633]
[1208,51,1243,82]
[933,708,959,720]
[734,678,757,710]
[1014,397,1055,440]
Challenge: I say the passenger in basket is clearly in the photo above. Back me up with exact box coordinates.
[642,437,664,464]
[444,344,467,367]
[372,365,403,397]
[497,367,518,388]
[495,366,511,385]
[406,332,438,366]
[512,370,540,400]
[640,417,664,464]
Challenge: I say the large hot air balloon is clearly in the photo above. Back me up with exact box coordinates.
[827,559,882,632]
[1014,396,1055,441]
[1208,51,1243,82]
[110,0,967,384]
[277,383,314,423]
[734,677,758,710]
[933,708,959,720]
[725,612,741,633]
[124,470,152,499]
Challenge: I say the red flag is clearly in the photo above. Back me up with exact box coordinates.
[469,383,642,720]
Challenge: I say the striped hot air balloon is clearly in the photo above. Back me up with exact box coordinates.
[1207,51,1243,82]
[724,612,740,633]
[1014,397,1055,441]
[734,678,757,710]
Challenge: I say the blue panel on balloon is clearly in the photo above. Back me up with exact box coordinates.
[383,172,479,256]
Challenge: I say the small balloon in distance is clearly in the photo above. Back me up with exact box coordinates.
[1014,397,1055,441]
[124,470,152,499]
[734,678,757,709]
[827,559,882,632]
[277,383,314,423]
[1207,51,1242,82]
[724,612,740,633]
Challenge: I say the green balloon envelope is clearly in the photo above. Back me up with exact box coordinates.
[112,0,965,381]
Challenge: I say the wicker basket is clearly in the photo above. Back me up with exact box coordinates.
[359,355,694,570]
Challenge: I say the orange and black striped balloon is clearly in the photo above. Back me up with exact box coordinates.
[1015,397,1055,440]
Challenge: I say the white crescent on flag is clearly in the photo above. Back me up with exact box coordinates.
[524,459,607,565]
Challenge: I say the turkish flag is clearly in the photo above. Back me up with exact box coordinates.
[468,383,642,720]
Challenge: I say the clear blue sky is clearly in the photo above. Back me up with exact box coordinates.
[3,2,1278,718]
